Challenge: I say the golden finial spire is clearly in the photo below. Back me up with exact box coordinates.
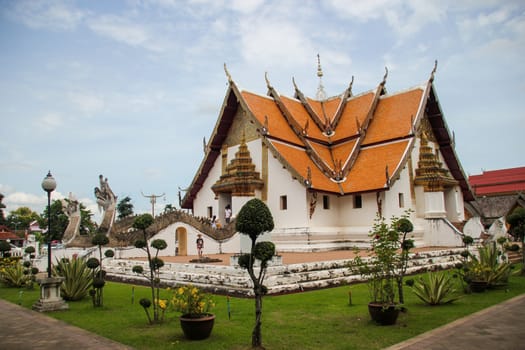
[316,54,327,100]
[317,53,323,78]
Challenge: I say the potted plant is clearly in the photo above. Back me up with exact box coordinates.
[350,214,408,325]
[462,241,512,292]
[170,284,216,340]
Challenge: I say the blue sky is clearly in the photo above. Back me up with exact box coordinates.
[1,0,524,221]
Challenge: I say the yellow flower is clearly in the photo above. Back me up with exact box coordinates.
[157,299,167,310]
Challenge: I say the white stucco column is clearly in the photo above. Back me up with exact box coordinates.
[423,191,446,218]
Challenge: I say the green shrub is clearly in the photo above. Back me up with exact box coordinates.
[0,263,30,288]
[53,257,93,301]
[411,272,461,305]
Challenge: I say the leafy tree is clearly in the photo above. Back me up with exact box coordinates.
[0,240,11,257]
[235,198,275,348]
[38,200,68,242]
[132,214,167,324]
[89,233,112,307]
[6,207,41,233]
[117,196,134,219]
[393,215,414,305]
[0,193,6,226]
[507,207,525,274]
[163,204,175,213]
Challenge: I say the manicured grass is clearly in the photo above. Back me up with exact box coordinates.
[1,270,525,350]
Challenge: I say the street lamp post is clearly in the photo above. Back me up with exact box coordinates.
[33,170,68,312]
[41,171,56,278]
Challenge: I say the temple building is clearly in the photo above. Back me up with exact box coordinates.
[469,166,525,229]
[181,60,475,252]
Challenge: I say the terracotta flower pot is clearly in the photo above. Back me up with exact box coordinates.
[179,313,215,340]
[368,303,400,326]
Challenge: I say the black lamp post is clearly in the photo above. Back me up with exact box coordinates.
[41,171,56,278]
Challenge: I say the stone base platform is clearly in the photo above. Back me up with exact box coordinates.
[105,248,465,297]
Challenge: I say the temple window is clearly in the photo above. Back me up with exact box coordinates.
[280,195,288,210]
[353,194,362,209]
[398,193,405,208]
[323,195,330,210]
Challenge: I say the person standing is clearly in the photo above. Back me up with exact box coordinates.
[225,204,232,224]
[196,234,204,258]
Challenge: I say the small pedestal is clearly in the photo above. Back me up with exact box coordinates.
[32,277,69,312]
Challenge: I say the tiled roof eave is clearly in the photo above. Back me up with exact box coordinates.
[426,85,475,202]
[181,84,241,209]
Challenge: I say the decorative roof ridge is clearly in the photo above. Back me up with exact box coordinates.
[377,84,426,99]
[361,135,414,149]
[331,76,354,128]
[241,89,276,101]
[292,77,326,131]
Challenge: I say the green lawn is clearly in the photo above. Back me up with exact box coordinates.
[1,271,525,350]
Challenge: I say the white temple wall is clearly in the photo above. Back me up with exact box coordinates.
[445,186,465,222]
[266,151,308,228]
[192,156,222,219]
[383,166,415,219]
[309,193,340,226]
[338,192,378,227]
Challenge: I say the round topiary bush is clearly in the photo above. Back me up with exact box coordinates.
[132,265,144,274]
[254,241,275,263]
[396,218,414,234]
[86,257,100,269]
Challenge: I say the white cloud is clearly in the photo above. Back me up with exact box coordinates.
[67,92,105,114]
[238,18,313,67]
[231,0,265,14]
[325,0,394,21]
[87,15,166,52]
[3,190,65,215]
[34,112,63,132]
[8,0,86,31]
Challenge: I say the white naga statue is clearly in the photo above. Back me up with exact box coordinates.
[94,174,117,212]
[60,192,81,244]
[94,174,117,233]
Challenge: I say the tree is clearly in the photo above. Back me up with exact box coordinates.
[163,204,175,213]
[393,215,414,305]
[79,203,97,235]
[235,198,275,348]
[507,207,525,275]
[0,240,11,257]
[0,193,6,226]
[132,214,167,324]
[89,233,111,307]
[6,207,41,233]
[117,196,134,219]
[38,200,68,241]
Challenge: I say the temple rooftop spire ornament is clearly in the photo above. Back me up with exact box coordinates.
[315,54,327,101]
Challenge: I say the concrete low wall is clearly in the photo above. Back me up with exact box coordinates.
[105,248,465,297]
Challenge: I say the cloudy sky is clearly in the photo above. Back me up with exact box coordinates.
[1,0,524,221]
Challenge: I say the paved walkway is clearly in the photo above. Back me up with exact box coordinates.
[0,299,133,350]
[386,293,525,350]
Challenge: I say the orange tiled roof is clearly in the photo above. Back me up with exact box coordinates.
[239,82,422,194]
[181,68,474,208]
